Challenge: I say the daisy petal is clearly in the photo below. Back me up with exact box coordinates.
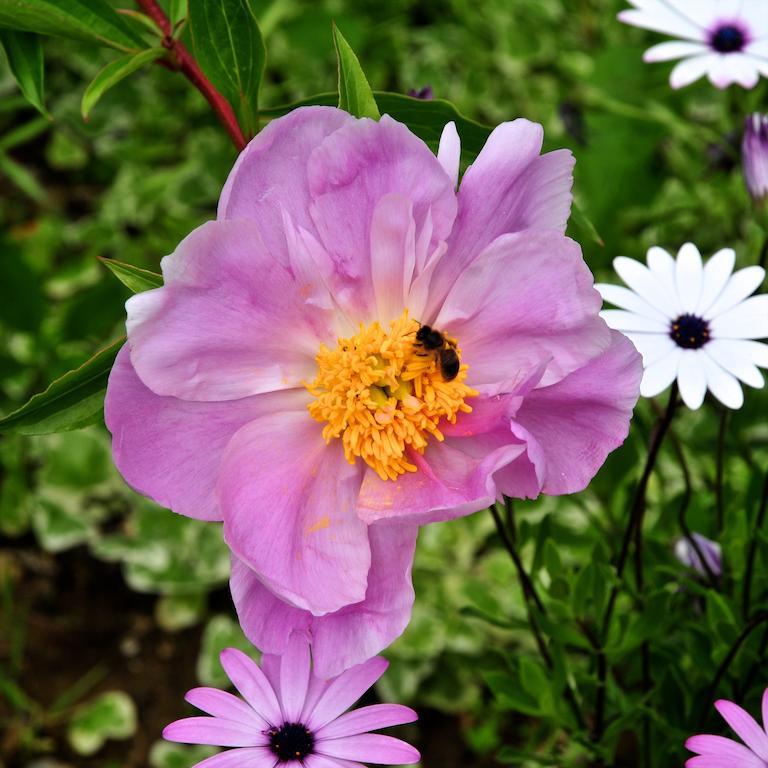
[618,7,704,41]
[686,734,767,765]
[711,295,768,340]
[697,249,735,315]
[624,333,677,366]
[304,756,365,768]
[706,267,766,319]
[191,747,277,768]
[596,283,669,321]
[670,54,719,89]
[219,648,282,727]
[162,717,265,747]
[600,310,669,333]
[715,699,768,760]
[705,340,765,388]
[280,635,311,723]
[643,40,708,61]
[316,704,418,740]
[675,243,704,313]
[613,256,679,318]
[763,688,768,736]
[317,734,420,765]
[686,755,765,768]
[701,354,744,409]
[185,688,267,728]
[307,658,388,730]
[640,348,681,398]
[677,351,707,409]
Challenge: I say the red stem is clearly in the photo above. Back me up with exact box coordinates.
[135,0,247,151]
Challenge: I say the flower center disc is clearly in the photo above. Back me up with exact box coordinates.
[669,313,711,349]
[307,310,477,481]
[710,24,745,53]
[269,723,314,762]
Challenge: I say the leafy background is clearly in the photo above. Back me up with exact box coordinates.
[0,0,767,766]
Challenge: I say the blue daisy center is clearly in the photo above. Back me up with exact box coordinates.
[670,314,711,349]
[710,24,746,53]
[269,723,314,762]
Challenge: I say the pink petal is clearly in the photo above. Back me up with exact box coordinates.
[370,194,417,323]
[231,525,418,679]
[162,716,266,747]
[715,699,768,759]
[185,687,267,728]
[686,734,766,766]
[306,657,389,730]
[435,230,610,391]
[191,747,277,768]
[316,734,420,765]
[105,345,306,521]
[219,412,369,616]
[127,219,335,402]
[506,331,642,496]
[762,688,768,735]
[304,756,365,768]
[279,634,311,723]
[307,114,457,320]
[437,121,460,189]
[219,648,282,727]
[427,119,574,314]
[315,704,418,740]
[218,106,354,259]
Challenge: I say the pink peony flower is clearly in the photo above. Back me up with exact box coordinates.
[686,688,768,767]
[163,636,420,767]
[105,106,642,675]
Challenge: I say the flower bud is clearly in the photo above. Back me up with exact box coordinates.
[743,113,768,204]
[674,532,722,578]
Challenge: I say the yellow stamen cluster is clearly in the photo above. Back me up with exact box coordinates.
[306,310,477,481]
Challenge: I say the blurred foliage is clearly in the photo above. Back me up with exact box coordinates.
[0,0,767,766]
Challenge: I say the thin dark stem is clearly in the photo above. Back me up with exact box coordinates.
[594,384,679,744]
[490,502,586,731]
[698,611,768,728]
[668,425,719,588]
[743,471,768,619]
[715,408,728,532]
[135,0,247,151]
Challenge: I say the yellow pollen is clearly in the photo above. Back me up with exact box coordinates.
[306,310,477,481]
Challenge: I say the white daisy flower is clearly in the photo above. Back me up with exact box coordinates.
[619,1,768,89]
[596,244,768,410]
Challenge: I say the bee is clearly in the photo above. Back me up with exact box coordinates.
[415,325,461,382]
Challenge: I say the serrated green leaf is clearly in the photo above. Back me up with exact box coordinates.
[260,91,491,160]
[68,691,137,756]
[81,47,165,119]
[332,24,379,120]
[0,30,47,116]
[0,0,146,51]
[0,339,122,435]
[188,0,265,137]
[99,257,162,293]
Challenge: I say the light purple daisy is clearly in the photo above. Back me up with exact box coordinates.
[163,636,420,767]
[743,113,768,204]
[686,688,768,767]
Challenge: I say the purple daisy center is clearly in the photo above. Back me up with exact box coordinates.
[670,314,711,349]
[269,722,314,762]
[709,23,747,53]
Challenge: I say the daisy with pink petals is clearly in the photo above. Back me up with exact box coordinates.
[686,687,768,767]
[106,106,642,676]
[163,636,420,768]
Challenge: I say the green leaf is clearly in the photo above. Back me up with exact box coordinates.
[68,691,137,756]
[0,339,122,435]
[0,151,46,201]
[149,741,218,768]
[99,257,163,293]
[332,24,379,120]
[187,0,266,137]
[0,0,146,51]
[260,92,491,160]
[569,199,605,247]
[0,30,47,116]
[169,0,188,29]
[81,47,165,119]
